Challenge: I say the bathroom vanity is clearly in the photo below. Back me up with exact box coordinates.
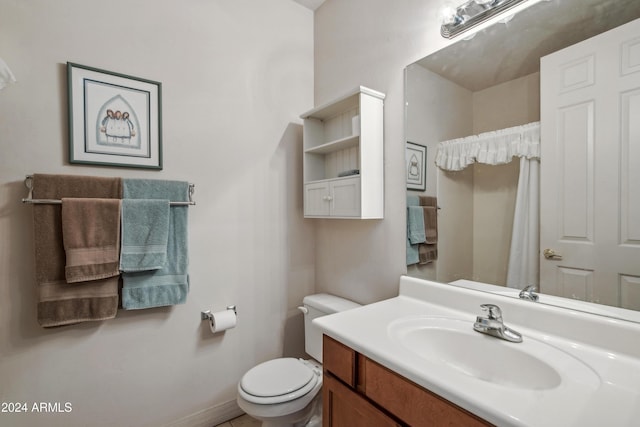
[314,276,640,426]
[323,334,489,426]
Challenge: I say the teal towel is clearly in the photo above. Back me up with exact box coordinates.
[121,179,190,309]
[407,195,420,207]
[407,206,426,244]
[120,199,170,272]
[407,196,423,265]
[407,233,419,265]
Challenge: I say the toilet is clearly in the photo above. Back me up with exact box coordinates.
[237,293,361,427]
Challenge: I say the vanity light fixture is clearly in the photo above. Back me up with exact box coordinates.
[440,0,531,39]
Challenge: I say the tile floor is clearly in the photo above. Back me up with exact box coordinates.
[214,413,261,427]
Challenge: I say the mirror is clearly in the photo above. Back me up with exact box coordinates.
[405,0,640,322]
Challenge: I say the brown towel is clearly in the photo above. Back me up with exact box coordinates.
[32,174,123,327]
[62,198,122,283]
[419,197,438,264]
[423,206,438,244]
[419,196,438,207]
[419,244,438,264]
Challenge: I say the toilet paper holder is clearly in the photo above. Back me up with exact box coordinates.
[201,305,237,321]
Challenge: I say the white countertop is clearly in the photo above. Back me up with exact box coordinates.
[314,276,640,427]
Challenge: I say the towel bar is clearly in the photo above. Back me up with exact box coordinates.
[21,175,196,206]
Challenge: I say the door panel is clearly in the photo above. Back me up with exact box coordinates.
[621,89,640,244]
[557,101,594,242]
[331,177,361,217]
[305,182,330,217]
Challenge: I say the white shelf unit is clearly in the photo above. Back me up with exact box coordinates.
[301,86,385,219]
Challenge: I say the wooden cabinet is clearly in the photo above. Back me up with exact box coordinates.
[301,86,385,219]
[322,335,493,427]
[323,373,400,427]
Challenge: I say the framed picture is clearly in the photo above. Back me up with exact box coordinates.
[406,141,427,191]
[67,62,162,169]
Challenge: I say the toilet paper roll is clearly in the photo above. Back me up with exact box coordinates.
[208,309,237,333]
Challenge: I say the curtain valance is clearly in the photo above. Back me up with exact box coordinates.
[435,121,540,171]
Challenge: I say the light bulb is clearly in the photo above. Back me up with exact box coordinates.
[439,2,458,25]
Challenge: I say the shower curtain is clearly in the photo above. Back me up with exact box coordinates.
[505,156,540,289]
[436,122,541,288]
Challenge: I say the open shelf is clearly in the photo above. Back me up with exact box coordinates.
[304,135,359,155]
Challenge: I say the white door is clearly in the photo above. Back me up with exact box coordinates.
[540,18,640,309]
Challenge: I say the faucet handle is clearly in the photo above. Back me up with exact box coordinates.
[480,304,503,321]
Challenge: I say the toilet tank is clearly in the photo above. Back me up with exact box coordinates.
[302,293,361,362]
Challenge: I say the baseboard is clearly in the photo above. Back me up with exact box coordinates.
[165,399,244,427]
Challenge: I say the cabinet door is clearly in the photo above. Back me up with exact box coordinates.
[364,358,491,427]
[304,182,330,217]
[323,374,400,427]
[323,335,356,387]
[330,177,361,217]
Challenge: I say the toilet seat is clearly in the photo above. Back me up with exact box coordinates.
[239,358,320,405]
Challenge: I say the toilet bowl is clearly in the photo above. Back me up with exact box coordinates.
[236,294,360,427]
[236,358,322,427]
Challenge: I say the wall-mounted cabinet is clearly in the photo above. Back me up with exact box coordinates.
[301,86,385,219]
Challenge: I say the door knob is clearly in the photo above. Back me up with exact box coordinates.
[543,248,563,260]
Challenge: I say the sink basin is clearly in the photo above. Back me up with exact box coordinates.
[388,316,600,391]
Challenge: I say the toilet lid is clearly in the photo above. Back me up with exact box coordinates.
[240,358,316,401]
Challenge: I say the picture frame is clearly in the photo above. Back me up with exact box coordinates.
[406,141,427,191]
[67,62,162,169]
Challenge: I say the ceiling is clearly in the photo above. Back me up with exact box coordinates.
[417,0,640,91]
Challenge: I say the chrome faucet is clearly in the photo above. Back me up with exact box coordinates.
[473,304,522,343]
[519,285,539,302]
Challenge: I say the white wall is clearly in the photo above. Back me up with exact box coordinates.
[313,0,453,303]
[473,72,541,134]
[0,1,314,426]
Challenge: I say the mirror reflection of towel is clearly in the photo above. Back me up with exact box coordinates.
[419,243,437,264]
[407,196,424,265]
[407,206,426,244]
[419,196,437,207]
[419,197,438,264]
[423,206,438,244]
